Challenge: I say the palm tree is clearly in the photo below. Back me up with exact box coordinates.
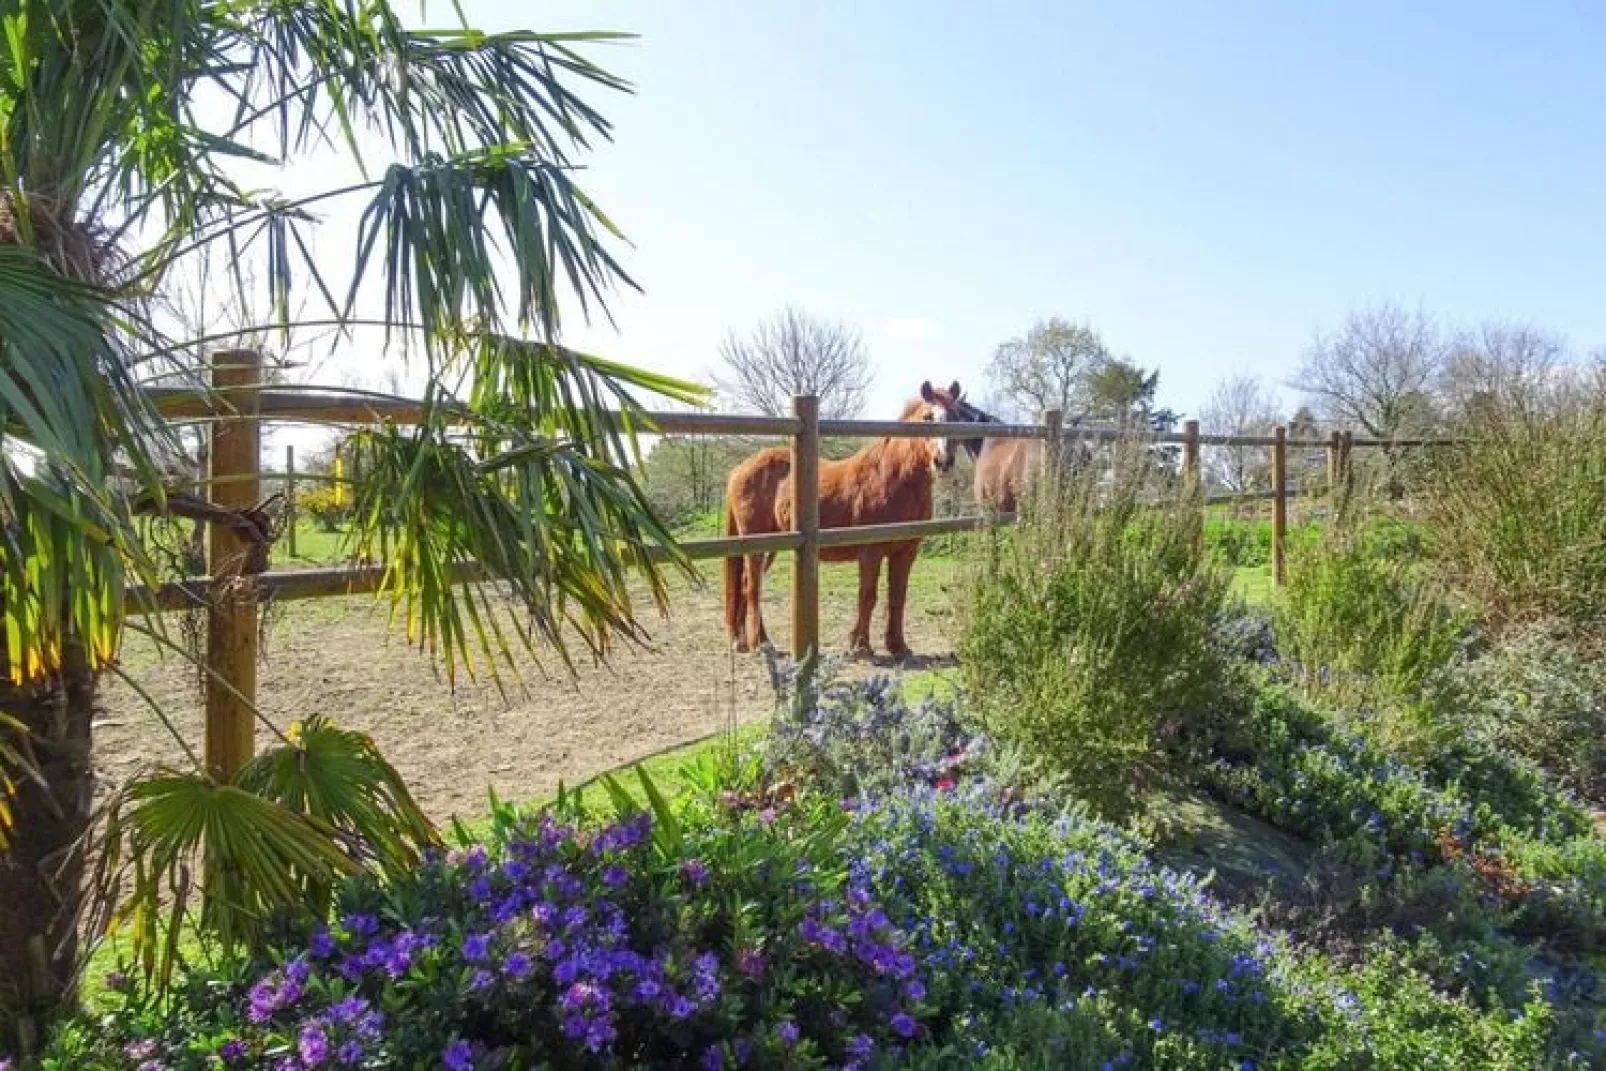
[0,1,703,1051]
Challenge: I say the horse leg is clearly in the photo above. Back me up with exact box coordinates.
[885,545,918,662]
[849,552,882,660]
[744,553,769,649]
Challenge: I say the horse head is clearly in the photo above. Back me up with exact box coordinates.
[908,379,969,474]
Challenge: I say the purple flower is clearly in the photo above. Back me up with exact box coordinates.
[701,1046,724,1071]
[308,930,336,959]
[891,1012,918,1039]
[777,1021,799,1045]
[585,1018,616,1054]
[682,858,710,885]
[461,933,492,962]
[299,1021,330,1065]
[441,1039,475,1071]
[469,969,494,991]
[668,994,697,1019]
[247,981,278,1023]
[330,996,369,1025]
[124,1039,159,1060]
[847,1034,874,1058]
[218,1039,248,1063]
[504,951,533,980]
[602,864,629,888]
[103,969,129,991]
[904,979,926,1001]
[736,947,764,978]
[335,1040,365,1064]
[342,913,379,939]
[561,982,602,1012]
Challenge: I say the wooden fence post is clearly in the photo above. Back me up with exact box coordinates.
[1039,408,1064,485]
[1182,419,1201,490]
[1272,425,1288,588]
[1326,431,1341,499]
[790,395,821,699]
[1340,430,1354,499]
[285,444,298,558]
[206,349,261,782]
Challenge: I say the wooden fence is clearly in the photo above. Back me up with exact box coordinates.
[136,350,1446,781]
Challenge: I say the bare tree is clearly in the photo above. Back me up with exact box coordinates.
[1295,302,1445,439]
[986,317,1110,418]
[1200,374,1280,492]
[717,306,872,419]
[1440,321,1566,424]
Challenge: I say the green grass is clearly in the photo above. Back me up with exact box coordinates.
[1230,566,1275,606]
[272,519,350,567]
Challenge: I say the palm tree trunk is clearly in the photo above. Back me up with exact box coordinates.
[0,638,96,1059]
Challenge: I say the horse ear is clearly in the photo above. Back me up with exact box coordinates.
[949,380,962,400]
[920,380,936,403]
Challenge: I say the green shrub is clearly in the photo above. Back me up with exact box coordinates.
[1276,519,1471,709]
[1424,372,1606,625]
[959,450,1230,820]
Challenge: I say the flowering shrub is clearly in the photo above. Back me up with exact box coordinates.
[846,785,1561,1069]
[763,656,1004,801]
[48,779,935,1069]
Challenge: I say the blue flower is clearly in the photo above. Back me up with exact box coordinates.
[441,1039,474,1071]
[461,933,491,962]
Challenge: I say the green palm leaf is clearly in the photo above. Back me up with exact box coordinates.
[235,714,439,877]
[95,770,357,990]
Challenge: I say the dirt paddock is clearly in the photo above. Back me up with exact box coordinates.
[97,555,963,822]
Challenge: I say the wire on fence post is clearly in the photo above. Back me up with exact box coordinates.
[1272,425,1288,588]
[790,394,821,708]
[206,349,261,782]
[285,444,297,558]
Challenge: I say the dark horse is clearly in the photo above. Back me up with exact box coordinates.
[723,381,968,660]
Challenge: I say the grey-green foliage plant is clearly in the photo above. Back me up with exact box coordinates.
[0,0,706,1050]
[958,443,1230,820]
[1438,621,1606,803]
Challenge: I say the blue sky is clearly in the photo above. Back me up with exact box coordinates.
[287,1,1606,425]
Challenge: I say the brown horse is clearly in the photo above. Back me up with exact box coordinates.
[956,400,1089,513]
[723,380,968,660]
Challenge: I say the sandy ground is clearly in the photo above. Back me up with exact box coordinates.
[95,556,962,822]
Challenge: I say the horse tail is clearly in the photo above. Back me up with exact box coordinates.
[723,499,744,642]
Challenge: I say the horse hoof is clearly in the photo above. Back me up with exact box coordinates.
[848,643,875,662]
[735,640,751,654]
[887,647,914,665]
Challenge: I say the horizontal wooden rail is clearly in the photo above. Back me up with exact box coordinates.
[122,517,1016,616]
[816,513,1016,547]
[146,386,1456,450]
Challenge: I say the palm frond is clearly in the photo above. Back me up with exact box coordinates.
[94,770,357,991]
[462,332,710,466]
[235,714,439,877]
[0,710,45,850]
[349,147,637,347]
[345,413,687,686]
